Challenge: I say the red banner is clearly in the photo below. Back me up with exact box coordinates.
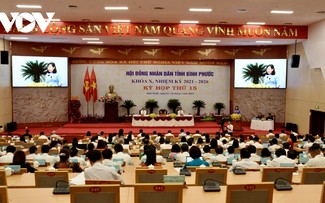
[90,67,98,102]
[83,68,91,102]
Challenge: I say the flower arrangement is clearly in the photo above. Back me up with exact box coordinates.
[169,113,177,118]
[98,95,122,103]
[68,99,81,121]
[230,113,242,121]
[149,113,157,118]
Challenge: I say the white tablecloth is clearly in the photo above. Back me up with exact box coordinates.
[131,115,194,127]
[250,119,274,131]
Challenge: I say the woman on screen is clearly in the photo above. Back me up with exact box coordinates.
[45,62,62,86]
[263,64,279,88]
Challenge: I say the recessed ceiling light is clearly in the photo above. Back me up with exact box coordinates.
[82,19,91,22]
[284,22,292,25]
[218,21,228,24]
[256,40,272,44]
[316,11,325,14]
[105,7,128,10]
[10,37,29,40]
[204,39,220,43]
[154,7,164,10]
[87,41,103,44]
[247,22,266,25]
[189,8,212,12]
[142,39,160,41]
[82,38,100,41]
[51,19,61,22]
[271,10,294,14]
[111,19,131,23]
[237,9,247,13]
[151,20,160,23]
[144,42,160,45]
[68,5,78,8]
[201,43,216,46]
[180,20,199,24]
[16,5,42,9]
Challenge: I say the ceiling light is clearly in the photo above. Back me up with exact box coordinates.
[256,40,272,44]
[87,41,103,44]
[51,19,61,22]
[189,8,212,12]
[68,5,78,8]
[218,21,228,24]
[201,43,216,46]
[180,20,199,24]
[82,38,100,41]
[111,19,131,23]
[10,37,29,40]
[204,39,220,43]
[154,7,164,10]
[144,42,160,45]
[237,9,247,13]
[105,7,128,10]
[142,39,160,41]
[271,10,294,14]
[247,22,266,25]
[16,5,42,9]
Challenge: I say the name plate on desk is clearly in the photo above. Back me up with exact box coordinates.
[163,175,185,183]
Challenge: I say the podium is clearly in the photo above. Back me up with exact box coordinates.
[104,102,119,122]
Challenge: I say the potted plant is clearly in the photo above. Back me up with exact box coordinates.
[167,99,181,113]
[145,99,159,113]
[214,102,225,115]
[242,63,267,86]
[192,100,206,116]
[21,60,48,85]
[120,100,136,115]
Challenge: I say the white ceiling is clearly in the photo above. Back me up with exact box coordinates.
[2,0,325,46]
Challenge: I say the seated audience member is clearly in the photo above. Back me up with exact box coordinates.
[96,140,107,150]
[160,138,172,149]
[305,144,325,167]
[175,144,190,163]
[268,138,281,153]
[303,136,315,153]
[101,149,123,174]
[69,148,87,168]
[140,145,164,166]
[50,130,63,143]
[232,139,239,149]
[34,145,59,167]
[252,136,264,148]
[20,129,33,142]
[84,143,95,158]
[196,137,204,145]
[165,130,174,138]
[38,131,49,140]
[239,138,247,149]
[10,150,36,173]
[279,130,287,138]
[84,150,124,185]
[267,148,295,167]
[178,129,187,138]
[261,148,272,159]
[192,130,202,138]
[54,149,83,172]
[202,145,212,160]
[226,146,236,159]
[26,146,38,160]
[168,144,181,160]
[112,144,134,165]
[0,146,16,163]
[209,146,227,163]
[185,146,209,167]
[246,136,255,146]
[266,130,275,138]
[247,145,261,162]
[287,149,298,161]
[266,113,274,120]
[229,148,259,172]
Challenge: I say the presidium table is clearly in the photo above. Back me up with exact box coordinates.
[131,115,194,127]
[250,119,274,131]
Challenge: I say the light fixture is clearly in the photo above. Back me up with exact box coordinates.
[256,40,272,44]
[10,37,29,40]
[204,39,220,43]
[201,43,216,46]
[105,7,128,10]
[87,41,103,44]
[189,8,212,12]
[247,22,266,25]
[111,19,131,23]
[180,20,199,24]
[82,38,100,41]
[144,42,160,45]
[16,5,42,8]
[51,19,61,22]
[271,10,294,14]
[142,39,160,41]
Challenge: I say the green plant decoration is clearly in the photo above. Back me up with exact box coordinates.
[145,99,159,113]
[214,102,225,115]
[120,100,137,115]
[169,113,177,118]
[242,63,267,85]
[167,99,181,113]
[149,113,157,118]
[21,60,48,83]
[192,100,206,116]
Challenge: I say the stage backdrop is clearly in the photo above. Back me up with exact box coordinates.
[71,61,230,118]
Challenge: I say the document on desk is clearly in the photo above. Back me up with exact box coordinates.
[70,172,85,185]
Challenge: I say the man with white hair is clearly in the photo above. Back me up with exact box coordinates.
[50,130,63,142]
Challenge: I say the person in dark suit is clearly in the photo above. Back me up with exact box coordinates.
[20,129,32,142]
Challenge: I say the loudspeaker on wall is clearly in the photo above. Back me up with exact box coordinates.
[291,54,300,68]
[0,51,9,65]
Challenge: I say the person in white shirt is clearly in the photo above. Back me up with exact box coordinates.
[38,131,49,140]
[101,149,123,174]
[305,144,325,167]
[0,145,16,163]
[229,148,259,172]
[175,144,190,163]
[266,130,275,138]
[247,145,261,162]
[140,107,147,115]
[209,146,227,163]
[160,138,172,150]
[164,130,174,139]
[202,145,212,160]
[225,122,233,135]
[268,138,281,153]
[26,146,38,160]
[177,107,185,116]
[252,136,264,148]
[69,148,87,168]
[34,145,60,167]
[279,130,287,138]
[112,144,134,165]
[84,150,124,185]
[178,129,187,138]
[267,148,296,167]
[140,145,165,165]
[303,136,315,153]
[50,130,63,142]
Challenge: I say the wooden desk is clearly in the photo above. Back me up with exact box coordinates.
[7,185,323,203]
